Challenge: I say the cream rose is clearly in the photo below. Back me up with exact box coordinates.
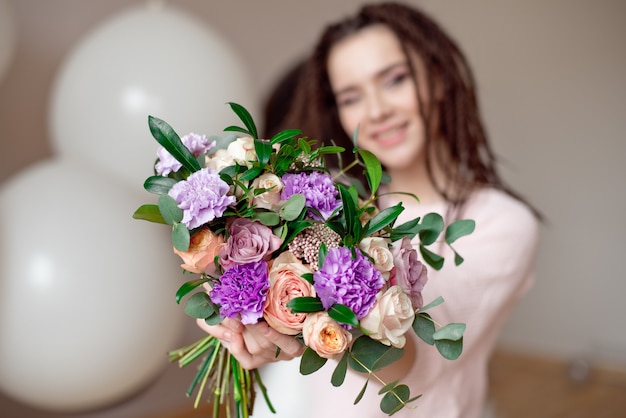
[302,312,352,359]
[205,148,235,172]
[227,136,256,167]
[252,173,284,210]
[359,237,394,280]
[263,252,315,335]
[360,286,414,348]
[173,228,224,275]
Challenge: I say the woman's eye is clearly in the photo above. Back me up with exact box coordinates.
[386,72,409,87]
[336,95,360,107]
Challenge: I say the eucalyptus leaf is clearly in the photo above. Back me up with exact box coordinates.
[148,116,201,173]
[158,194,183,225]
[144,176,177,194]
[280,193,305,221]
[172,223,190,252]
[454,251,465,266]
[349,336,404,373]
[331,352,349,387]
[228,102,258,139]
[357,148,383,195]
[132,204,166,224]
[445,219,475,244]
[380,384,410,415]
[419,245,444,270]
[300,347,327,375]
[435,337,463,360]
[433,323,466,341]
[412,312,435,345]
[175,278,210,304]
[204,312,223,326]
[253,211,280,226]
[418,213,444,245]
[353,379,368,405]
[418,296,444,312]
[183,292,215,319]
[328,304,359,328]
[286,296,324,313]
[378,380,400,395]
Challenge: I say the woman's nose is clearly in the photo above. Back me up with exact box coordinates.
[366,90,391,121]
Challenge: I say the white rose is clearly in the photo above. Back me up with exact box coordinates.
[252,173,284,210]
[227,136,256,167]
[360,286,414,348]
[205,148,234,172]
[359,237,394,280]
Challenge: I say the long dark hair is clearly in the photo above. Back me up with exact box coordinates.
[283,2,540,218]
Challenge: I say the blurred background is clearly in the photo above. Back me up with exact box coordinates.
[0,0,625,417]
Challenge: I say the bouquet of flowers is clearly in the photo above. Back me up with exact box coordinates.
[133,103,474,417]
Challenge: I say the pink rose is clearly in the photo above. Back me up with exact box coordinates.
[302,312,352,359]
[263,252,315,335]
[173,228,224,275]
[219,218,282,270]
[390,237,428,310]
[360,286,415,348]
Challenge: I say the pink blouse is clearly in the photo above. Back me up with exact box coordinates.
[253,187,540,418]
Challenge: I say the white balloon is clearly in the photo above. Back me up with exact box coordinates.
[0,158,187,412]
[49,3,258,187]
[0,0,17,84]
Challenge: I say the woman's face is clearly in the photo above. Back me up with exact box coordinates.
[327,24,426,172]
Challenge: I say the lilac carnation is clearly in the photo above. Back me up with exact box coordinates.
[313,247,385,320]
[209,261,269,324]
[168,167,235,229]
[155,133,215,176]
[281,172,342,220]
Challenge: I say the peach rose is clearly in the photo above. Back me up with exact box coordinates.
[302,312,352,359]
[173,228,224,275]
[263,252,315,335]
[360,286,414,348]
[252,173,284,210]
[359,237,394,280]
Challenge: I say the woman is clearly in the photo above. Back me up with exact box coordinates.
[199,3,540,417]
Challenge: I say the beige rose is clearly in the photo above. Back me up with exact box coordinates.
[302,312,352,359]
[227,136,256,167]
[359,237,394,280]
[360,286,414,348]
[173,228,224,275]
[252,173,284,210]
[263,252,315,335]
[205,148,234,172]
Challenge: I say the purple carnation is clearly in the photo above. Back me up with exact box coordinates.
[155,133,215,176]
[281,172,341,220]
[168,167,235,229]
[313,247,385,320]
[209,261,269,324]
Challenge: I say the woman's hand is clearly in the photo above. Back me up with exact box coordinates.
[197,317,306,370]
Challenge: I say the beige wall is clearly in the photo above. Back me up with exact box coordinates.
[1,0,625,416]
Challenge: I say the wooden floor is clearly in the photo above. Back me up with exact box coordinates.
[156,350,626,418]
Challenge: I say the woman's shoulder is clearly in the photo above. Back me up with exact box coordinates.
[464,187,538,228]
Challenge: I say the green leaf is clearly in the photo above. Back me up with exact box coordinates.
[183,292,216,318]
[380,384,410,415]
[328,304,359,328]
[354,379,369,405]
[175,278,209,304]
[338,183,360,238]
[301,272,314,284]
[418,213,444,245]
[348,336,404,373]
[133,204,166,224]
[357,149,382,195]
[418,296,444,312]
[280,193,306,221]
[366,204,404,236]
[378,380,400,395]
[286,296,324,313]
[445,219,475,244]
[297,137,311,154]
[454,251,465,266]
[435,337,463,360]
[144,176,177,194]
[433,323,466,341]
[172,223,190,252]
[148,116,201,173]
[389,217,421,241]
[419,245,444,270]
[227,102,258,139]
[412,312,435,345]
[223,125,250,136]
[254,139,272,167]
[204,312,223,326]
[253,211,280,226]
[270,129,301,145]
[331,352,349,387]
[158,194,183,225]
[317,242,327,271]
[316,145,345,155]
[300,347,327,375]
[238,166,263,182]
